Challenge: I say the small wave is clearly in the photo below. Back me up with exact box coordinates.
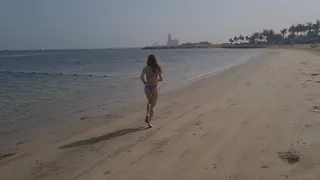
[68,58,80,61]
[133,59,144,63]
[0,53,48,58]
[177,68,228,86]
[107,83,119,88]
[0,71,108,78]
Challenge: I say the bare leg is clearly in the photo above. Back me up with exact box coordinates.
[144,88,152,124]
[147,88,158,128]
[148,105,155,127]
[145,102,151,123]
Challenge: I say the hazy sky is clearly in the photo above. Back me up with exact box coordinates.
[1,0,320,50]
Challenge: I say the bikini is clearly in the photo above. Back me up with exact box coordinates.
[145,72,158,91]
[145,84,158,91]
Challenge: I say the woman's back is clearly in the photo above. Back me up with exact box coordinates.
[144,66,159,85]
[140,54,163,128]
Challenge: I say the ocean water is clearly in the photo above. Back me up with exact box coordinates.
[0,48,264,147]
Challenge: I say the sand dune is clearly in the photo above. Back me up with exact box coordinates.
[1,49,320,180]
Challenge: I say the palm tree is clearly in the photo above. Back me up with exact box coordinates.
[280,28,287,44]
[239,35,244,44]
[303,24,308,35]
[262,29,275,44]
[306,22,313,32]
[262,29,269,36]
[280,28,287,38]
[250,32,259,44]
[262,29,268,42]
[313,20,320,36]
[229,38,234,44]
[245,36,249,43]
[269,30,275,43]
[288,25,296,43]
[289,25,296,35]
[306,22,313,37]
[296,24,305,36]
[258,33,264,43]
[227,19,320,45]
[234,36,238,44]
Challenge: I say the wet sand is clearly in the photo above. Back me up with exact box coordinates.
[1,49,320,180]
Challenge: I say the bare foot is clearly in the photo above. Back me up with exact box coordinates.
[145,115,149,123]
[148,123,153,128]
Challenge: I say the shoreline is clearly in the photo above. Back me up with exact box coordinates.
[0,48,265,152]
[0,50,272,152]
[142,44,320,50]
[141,44,266,50]
[1,49,320,180]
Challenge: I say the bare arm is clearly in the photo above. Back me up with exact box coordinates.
[140,68,147,84]
[158,72,163,82]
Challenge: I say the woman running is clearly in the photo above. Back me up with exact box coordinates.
[140,54,163,128]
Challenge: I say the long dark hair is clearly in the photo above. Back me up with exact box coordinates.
[147,54,162,73]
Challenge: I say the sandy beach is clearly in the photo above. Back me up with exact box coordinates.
[1,49,320,180]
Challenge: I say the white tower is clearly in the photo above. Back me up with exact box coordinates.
[167,34,172,46]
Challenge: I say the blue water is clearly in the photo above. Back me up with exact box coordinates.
[0,48,265,148]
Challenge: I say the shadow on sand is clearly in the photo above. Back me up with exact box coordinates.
[58,126,147,149]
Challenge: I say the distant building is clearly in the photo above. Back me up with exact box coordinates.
[167,34,172,46]
[152,41,159,47]
[167,34,179,46]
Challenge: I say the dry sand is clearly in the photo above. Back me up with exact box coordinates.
[1,49,320,180]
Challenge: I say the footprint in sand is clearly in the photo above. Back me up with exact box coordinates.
[104,170,111,175]
[311,73,320,76]
[213,164,217,169]
[0,152,17,161]
[310,106,320,113]
[305,124,313,128]
[16,140,27,145]
[278,150,300,164]
[281,174,289,179]
[196,122,203,130]
[80,116,88,120]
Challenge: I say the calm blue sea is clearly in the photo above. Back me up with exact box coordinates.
[0,48,264,149]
